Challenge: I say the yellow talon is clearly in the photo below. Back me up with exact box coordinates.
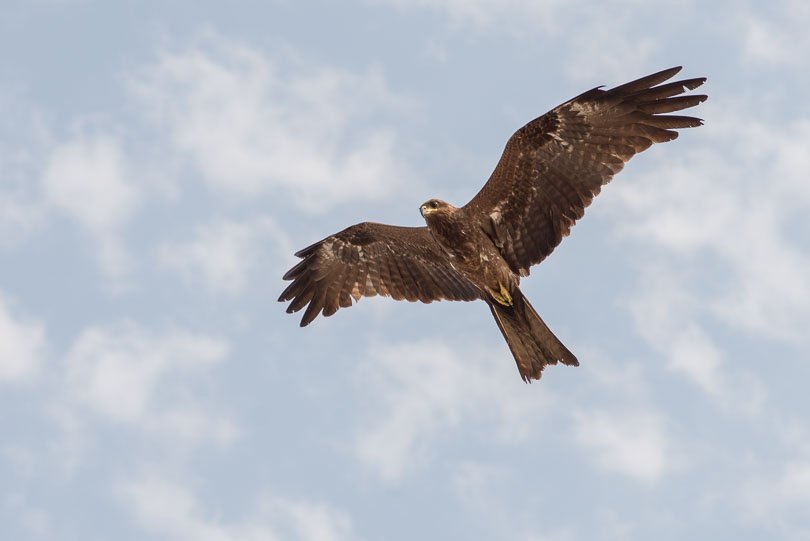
[500,284,512,305]
[486,283,513,306]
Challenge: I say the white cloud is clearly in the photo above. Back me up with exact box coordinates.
[269,498,354,541]
[1,444,37,479]
[130,34,411,211]
[565,349,681,483]
[572,409,670,482]
[0,294,46,383]
[522,531,575,541]
[353,339,557,481]
[154,407,239,447]
[738,457,810,539]
[625,269,721,391]
[120,474,355,541]
[616,102,810,346]
[371,0,664,81]
[560,10,657,84]
[738,0,810,67]
[0,99,48,246]
[609,102,810,412]
[41,135,136,230]
[0,194,44,248]
[62,322,235,446]
[41,134,140,278]
[575,347,651,402]
[449,460,513,521]
[667,326,724,396]
[157,216,291,296]
[624,266,767,415]
[2,492,53,540]
[370,0,566,29]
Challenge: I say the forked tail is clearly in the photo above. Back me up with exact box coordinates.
[488,288,578,382]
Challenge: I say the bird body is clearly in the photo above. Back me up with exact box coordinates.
[280,67,707,382]
[421,200,516,306]
[419,199,577,379]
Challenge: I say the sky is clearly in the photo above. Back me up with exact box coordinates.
[2,0,810,540]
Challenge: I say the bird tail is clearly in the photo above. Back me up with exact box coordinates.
[488,288,578,382]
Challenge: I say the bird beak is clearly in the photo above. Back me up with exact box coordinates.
[419,205,425,217]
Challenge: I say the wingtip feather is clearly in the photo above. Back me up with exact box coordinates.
[608,66,683,95]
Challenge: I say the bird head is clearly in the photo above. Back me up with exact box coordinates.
[419,198,451,218]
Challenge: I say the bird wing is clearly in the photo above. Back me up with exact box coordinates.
[463,66,707,275]
[279,222,481,326]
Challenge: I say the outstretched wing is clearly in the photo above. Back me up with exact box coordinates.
[464,66,707,275]
[279,222,481,326]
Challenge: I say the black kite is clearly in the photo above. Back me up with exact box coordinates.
[279,67,707,382]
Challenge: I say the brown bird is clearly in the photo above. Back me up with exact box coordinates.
[279,67,707,382]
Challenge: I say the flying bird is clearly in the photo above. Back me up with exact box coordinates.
[279,66,707,382]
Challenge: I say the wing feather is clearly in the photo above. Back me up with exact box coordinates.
[465,66,707,274]
[279,222,481,326]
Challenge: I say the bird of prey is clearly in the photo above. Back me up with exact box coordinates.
[279,66,707,382]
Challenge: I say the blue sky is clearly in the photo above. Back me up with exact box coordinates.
[2,1,810,540]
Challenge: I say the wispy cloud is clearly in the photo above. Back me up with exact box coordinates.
[611,103,810,411]
[42,135,137,232]
[737,455,810,539]
[0,98,49,246]
[119,474,355,541]
[561,12,657,84]
[572,409,671,482]
[157,216,292,296]
[0,293,46,384]
[1,492,52,540]
[41,134,140,280]
[619,104,810,344]
[352,339,557,481]
[371,0,661,82]
[738,0,810,67]
[624,264,768,415]
[370,0,567,30]
[61,322,235,447]
[129,33,412,212]
[5,4,810,540]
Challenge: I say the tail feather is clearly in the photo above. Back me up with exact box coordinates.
[488,289,578,382]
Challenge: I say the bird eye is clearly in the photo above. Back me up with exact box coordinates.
[430,201,439,209]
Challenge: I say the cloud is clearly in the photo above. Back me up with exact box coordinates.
[560,13,657,84]
[41,135,138,230]
[0,97,48,246]
[370,0,567,29]
[616,96,810,346]
[41,134,140,279]
[119,474,355,541]
[563,349,680,483]
[738,0,810,67]
[610,103,810,410]
[62,322,235,446]
[624,265,768,415]
[371,0,660,82]
[737,456,810,539]
[0,196,44,247]
[449,459,519,528]
[157,216,292,296]
[129,33,412,211]
[352,339,557,481]
[522,530,576,541]
[572,409,670,482]
[451,460,506,507]
[0,293,46,384]
[2,492,53,540]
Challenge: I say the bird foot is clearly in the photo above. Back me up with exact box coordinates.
[487,283,513,306]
